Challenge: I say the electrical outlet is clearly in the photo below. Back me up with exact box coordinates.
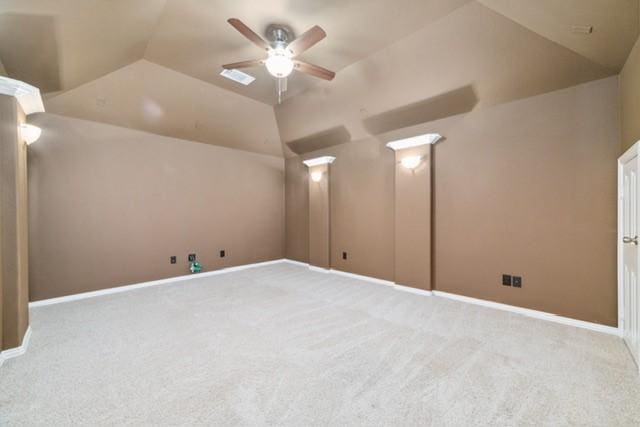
[502,274,512,286]
[220,250,225,258]
[342,252,347,260]
[170,256,177,264]
[513,276,522,288]
[188,254,196,262]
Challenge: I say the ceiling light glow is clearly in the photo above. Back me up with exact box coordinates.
[265,48,294,78]
[310,171,323,182]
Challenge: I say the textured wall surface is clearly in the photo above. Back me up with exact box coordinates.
[621,33,640,152]
[28,113,285,300]
[286,77,619,325]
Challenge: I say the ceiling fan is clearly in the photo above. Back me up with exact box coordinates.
[222,18,335,103]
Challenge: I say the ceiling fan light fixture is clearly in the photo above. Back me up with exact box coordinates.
[265,48,294,78]
[224,19,335,88]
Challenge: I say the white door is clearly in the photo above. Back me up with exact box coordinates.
[620,150,639,370]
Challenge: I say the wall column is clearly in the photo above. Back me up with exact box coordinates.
[304,156,335,270]
[0,93,29,350]
[388,134,440,291]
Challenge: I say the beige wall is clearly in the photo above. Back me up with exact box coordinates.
[285,77,619,326]
[285,158,309,263]
[433,77,618,326]
[0,94,29,350]
[394,144,431,290]
[28,113,285,301]
[308,164,331,269]
[621,34,640,152]
[293,139,396,281]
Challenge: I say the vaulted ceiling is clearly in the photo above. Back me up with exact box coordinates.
[0,0,638,157]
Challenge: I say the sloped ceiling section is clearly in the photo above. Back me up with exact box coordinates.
[478,0,639,72]
[0,0,167,93]
[45,60,283,157]
[274,2,613,155]
[0,0,636,158]
[144,0,472,105]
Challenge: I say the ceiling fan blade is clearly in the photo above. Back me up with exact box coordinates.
[222,59,264,69]
[227,18,270,51]
[287,25,326,57]
[293,60,335,81]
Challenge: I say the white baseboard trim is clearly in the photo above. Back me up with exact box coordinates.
[28,258,622,339]
[330,268,395,287]
[29,258,286,308]
[281,259,309,267]
[433,291,621,337]
[17,257,619,372]
[286,259,620,336]
[0,326,32,367]
[220,259,285,273]
[330,267,432,297]
[394,284,433,296]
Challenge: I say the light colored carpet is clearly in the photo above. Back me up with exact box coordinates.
[1,262,639,426]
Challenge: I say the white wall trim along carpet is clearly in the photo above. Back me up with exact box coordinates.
[0,326,32,368]
[16,258,619,369]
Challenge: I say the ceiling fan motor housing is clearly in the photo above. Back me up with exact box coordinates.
[267,25,293,49]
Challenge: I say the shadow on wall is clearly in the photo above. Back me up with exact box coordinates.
[362,85,479,135]
[0,13,61,93]
[286,85,478,154]
[286,125,351,155]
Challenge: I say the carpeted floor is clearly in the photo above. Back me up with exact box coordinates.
[1,262,639,426]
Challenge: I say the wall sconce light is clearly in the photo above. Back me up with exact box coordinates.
[310,171,323,182]
[19,123,42,145]
[400,155,423,170]
[303,156,335,183]
[385,133,441,151]
[302,156,336,167]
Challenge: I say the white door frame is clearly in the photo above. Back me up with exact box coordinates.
[618,140,640,368]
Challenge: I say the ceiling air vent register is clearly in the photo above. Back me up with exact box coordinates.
[571,25,593,34]
[220,69,256,86]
